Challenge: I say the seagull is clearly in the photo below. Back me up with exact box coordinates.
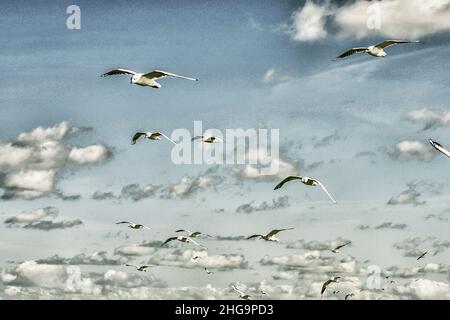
[125,264,151,272]
[101,69,198,89]
[429,139,450,158]
[191,136,222,143]
[232,285,251,300]
[161,236,206,248]
[417,251,428,260]
[176,229,211,238]
[334,40,420,60]
[246,228,294,242]
[204,268,214,275]
[274,176,336,203]
[131,132,176,145]
[321,276,341,296]
[331,241,352,253]
[345,293,354,300]
[192,255,201,261]
[116,221,150,230]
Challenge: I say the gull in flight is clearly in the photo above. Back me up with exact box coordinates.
[131,132,177,145]
[192,255,201,261]
[204,268,214,275]
[246,228,294,242]
[125,264,151,272]
[331,241,352,253]
[176,229,211,238]
[345,293,355,300]
[161,236,206,248]
[334,40,420,60]
[232,285,251,300]
[274,176,336,203]
[429,139,450,158]
[116,221,150,230]
[191,136,222,143]
[321,276,341,296]
[101,69,198,89]
[417,251,428,260]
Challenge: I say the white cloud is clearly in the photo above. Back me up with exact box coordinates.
[288,0,450,41]
[4,207,57,224]
[405,108,450,130]
[395,279,450,299]
[390,140,435,162]
[0,122,112,199]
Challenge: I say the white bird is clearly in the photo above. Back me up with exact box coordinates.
[331,241,352,253]
[101,69,198,89]
[175,229,211,238]
[204,268,214,275]
[274,176,336,203]
[246,228,294,242]
[116,221,150,230]
[191,136,222,143]
[321,276,341,296]
[429,139,450,158]
[161,236,206,248]
[125,264,151,272]
[131,132,177,145]
[232,285,251,300]
[334,40,420,60]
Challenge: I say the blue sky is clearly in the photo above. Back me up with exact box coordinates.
[1,0,450,299]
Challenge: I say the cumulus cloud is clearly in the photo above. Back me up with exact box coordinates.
[357,222,408,230]
[114,241,161,257]
[405,108,450,131]
[395,279,450,299]
[389,140,435,162]
[393,237,450,257]
[312,131,345,149]
[149,249,248,271]
[286,238,352,251]
[235,196,290,214]
[162,167,225,200]
[387,181,442,206]
[287,0,450,41]
[4,207,83,231]
[36,251,126,265]
[0,122,112,200]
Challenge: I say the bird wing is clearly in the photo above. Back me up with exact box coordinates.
[273,176,302,190]
[232,285,245,296]
[375,40,419,49]
[335,241,351,250]
[156,132,177,145]
[125,264,137,268]
[191,136,204,141]
[266,228,294,238]
[116,221,131,224]
[101,68,137,77]
[431,141,450,158]
[189,237,206,248]
[175,229,189,233]
[161,237,178,246]
[246,234,262,240]
[334,47,367,60]
[190,231,202,238]
[417,251,427,260]
[131,132,147,145]
[314,179,337,203]
[321,280,332,295]
[143,70,198,81]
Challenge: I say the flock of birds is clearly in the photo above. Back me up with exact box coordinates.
[97,38,443,300]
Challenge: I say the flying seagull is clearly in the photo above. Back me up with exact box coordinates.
[204,268,214,275]
[191,136,222,143]
[429,139,450,158]
[274,176,336,203]
[192,255,201,261]
[176,229,211,238]
[321,276,341,296]
[161,236,206,248]
[417,251,428,260]
[131,132,177,145]
[101,69,198,89]
[116,221,150,230]
[246,228,294,242]
[334,40,420,60]
[125,264,151,272]
[331,241,352,253]
[232,285,251,300]
[345,293,354,300]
